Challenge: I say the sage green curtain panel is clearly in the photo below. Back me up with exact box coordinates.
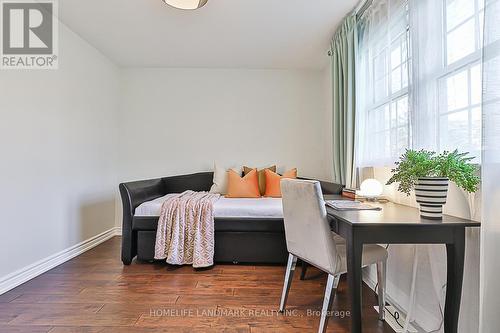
[330,15,357,188]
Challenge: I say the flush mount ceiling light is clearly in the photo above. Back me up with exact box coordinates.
[162,0,208,10]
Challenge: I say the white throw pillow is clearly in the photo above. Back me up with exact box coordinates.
[209,163,241,194]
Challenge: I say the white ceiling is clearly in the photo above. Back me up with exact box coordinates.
[59,0,358,69]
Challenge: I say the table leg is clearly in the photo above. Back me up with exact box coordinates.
[347,232,363,333]
[444,227,465,333]
[300,261,308,280]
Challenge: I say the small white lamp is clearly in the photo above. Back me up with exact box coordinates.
[359,178,383,201]
[162,0,208,10]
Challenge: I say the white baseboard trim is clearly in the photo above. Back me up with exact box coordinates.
[363,271,407,314]
[0,227,121,295]
[363,271,437,332]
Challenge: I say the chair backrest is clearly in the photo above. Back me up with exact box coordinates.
[280,179,339,274]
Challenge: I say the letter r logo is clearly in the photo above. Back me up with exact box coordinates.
[2,1,53,54]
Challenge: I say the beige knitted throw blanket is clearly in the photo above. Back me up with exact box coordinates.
[154,191,220,268]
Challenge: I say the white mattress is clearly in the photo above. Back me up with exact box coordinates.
[134,195,284,219]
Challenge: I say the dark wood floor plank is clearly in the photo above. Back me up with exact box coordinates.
[10,292,178,305]
[8,313,139,327]
[0,237,394,332]
[49,326,249,333]
[0,290,21,303]
[0,325,52,333]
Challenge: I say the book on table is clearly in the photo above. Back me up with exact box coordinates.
[325,200,381,211]
[341,188,364,200]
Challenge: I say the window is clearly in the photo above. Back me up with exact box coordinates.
[444,0,483,66]
[438,62,482,160]
[357,0,410,166]
[368,30,410,158]
[357,0,494,167]
[438,0,486,162]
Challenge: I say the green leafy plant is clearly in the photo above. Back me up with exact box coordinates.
[386,149,480,195]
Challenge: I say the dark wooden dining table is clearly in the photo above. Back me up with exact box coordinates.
[324,195,480,333]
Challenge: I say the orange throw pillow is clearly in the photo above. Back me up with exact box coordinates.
[264,168,298,198]
[226,169,261,198]
[243,165,276,196]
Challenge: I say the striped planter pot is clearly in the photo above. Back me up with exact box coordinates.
[415,177,449,219]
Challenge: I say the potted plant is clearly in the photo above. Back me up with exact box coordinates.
[387,149,480,219]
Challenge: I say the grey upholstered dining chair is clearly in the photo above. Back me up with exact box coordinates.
[279,179,388,333]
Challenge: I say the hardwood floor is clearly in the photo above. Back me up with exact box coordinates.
[0,237,394,332]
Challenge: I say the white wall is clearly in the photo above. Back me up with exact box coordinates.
[0,23,119,280]
[117,68,330,183]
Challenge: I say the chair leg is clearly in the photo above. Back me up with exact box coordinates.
[279,253,297,312]
[376,260,387,321]
[318,274,339,333]
[300,261,308,280]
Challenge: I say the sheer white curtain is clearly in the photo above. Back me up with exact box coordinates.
[357,0,411,167]
[410,3,483,333]
[480,1,500,331]
[358,0,486,166]
[357,1,485,332]
[409,0,442,151]
[412,0,485,162]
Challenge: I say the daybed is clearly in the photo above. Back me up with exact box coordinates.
[119,172,343,265]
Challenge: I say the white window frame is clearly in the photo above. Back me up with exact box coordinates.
[364,17,411,160]
[434,0,486,160]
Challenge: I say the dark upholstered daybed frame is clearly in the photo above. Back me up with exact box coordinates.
[119,172,343,265]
